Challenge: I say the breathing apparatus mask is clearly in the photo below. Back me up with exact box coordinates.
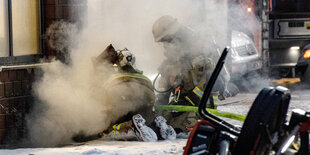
[117,48,136,67]
[160,35,186,61]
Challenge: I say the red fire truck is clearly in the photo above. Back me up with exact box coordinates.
[239,0,310,82]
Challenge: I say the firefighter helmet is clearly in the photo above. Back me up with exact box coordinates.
[152,15,181,42]
[118,49,135,67]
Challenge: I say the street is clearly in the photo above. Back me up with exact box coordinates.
[1,81,309,155]
[1,0,310,154]
[219,81,310,126]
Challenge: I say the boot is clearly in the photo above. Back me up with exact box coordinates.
[154,115,176,140]
[132,114,158,142]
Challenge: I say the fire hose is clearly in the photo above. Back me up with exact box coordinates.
[154,104,246,122]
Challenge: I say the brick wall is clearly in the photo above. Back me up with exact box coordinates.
[44,0,87,59]
[0,69,34,144]
[0,0,87,146]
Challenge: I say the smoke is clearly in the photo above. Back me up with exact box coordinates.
[46,20,78,53]
[25,0,266,147]
[26,58,153,146]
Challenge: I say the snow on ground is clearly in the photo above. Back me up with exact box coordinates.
[0,93,250,155]
[0,139,187,155]
[1,90,309,155]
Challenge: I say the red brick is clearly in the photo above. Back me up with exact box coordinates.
[55,6,64,19]
[0,115,5,129]
[0,114,13,129]
[4,82,13,98]
[46,48,57,57]
[5,127,25,141]
[8,70,17,81]
[0,99,9,114]
[10,97,25,113]
[47,50,57,58]
[45,40,56,56]
[58,0,87,5]
[62,6,71,19]
[13,112,24,128]
[25,96,33,113]
[18,99,26,113]
[58,0,70,4]
[0,71,9,82]
[56,4,86,20]
[0,129,5,143]
[28,70,35,87]
[13,82,22,96]
[45,0,56,5]
[63,5,83,19]
[21,81,30,95]
[0,83,4,98]
[24,69,32,81]
[16,70,26,81]
[44,19,55,30]
[45,5,56,19]
[5,115,14,128]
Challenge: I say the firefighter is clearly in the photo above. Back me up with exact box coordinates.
[74,44,176,142]
[152,15,232,133]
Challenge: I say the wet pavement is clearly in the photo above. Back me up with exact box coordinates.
[217,82,310,126]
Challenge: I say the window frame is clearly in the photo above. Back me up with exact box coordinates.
[0,0,44,66]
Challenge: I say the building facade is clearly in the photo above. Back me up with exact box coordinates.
[0,0,86,145]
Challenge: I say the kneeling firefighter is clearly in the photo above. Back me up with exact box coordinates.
[152,15,232,134]
[74,44,176,142]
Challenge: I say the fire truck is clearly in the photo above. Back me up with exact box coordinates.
[235,0,310,80]
[267,0,310,79]
[239,0,310,80]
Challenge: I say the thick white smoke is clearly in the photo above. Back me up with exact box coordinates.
[26,0,264,147]
[46,20,78,52]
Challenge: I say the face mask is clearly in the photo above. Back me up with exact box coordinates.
[163,41,177,51]
[162,39,185,60]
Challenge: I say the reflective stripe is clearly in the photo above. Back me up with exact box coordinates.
[192,87,218,105]
[193,86,203,98]
[113,124,121,131]
[185,96,195,106]
[110,73,151,83]
[105,73,151,88]
[190,70,198,86]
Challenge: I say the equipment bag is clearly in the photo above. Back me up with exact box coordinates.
[233,86,291,154]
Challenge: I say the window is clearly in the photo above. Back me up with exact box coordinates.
[273,0,310,13]
[12,0,39,56]
[0,0,41,65]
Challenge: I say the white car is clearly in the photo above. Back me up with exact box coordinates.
[231,31,262,77]
[230,31,264,92]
